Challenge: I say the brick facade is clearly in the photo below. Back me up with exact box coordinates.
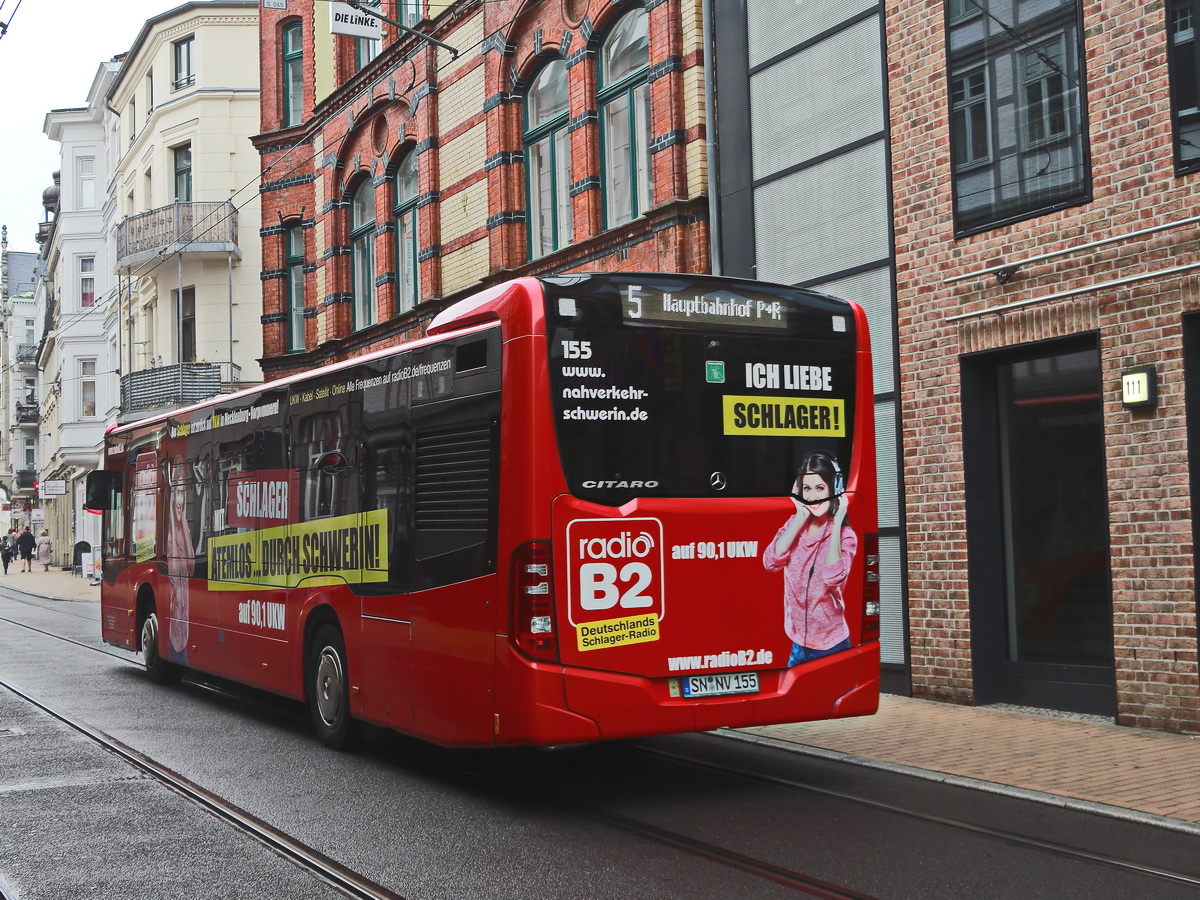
[888,0,1200,731]
[253,0,710,379]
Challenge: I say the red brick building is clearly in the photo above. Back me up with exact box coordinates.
[252,0,710,378]
[889,0,1200,730]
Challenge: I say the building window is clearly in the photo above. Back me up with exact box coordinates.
[351,179,377,330]
[286,225,306,351]
[174,144,192,202]
[173,36,195,90]
[357,37,381,69]
[24,439,34,471]
[946,0,984,22]
[24,319,35,346]
[80,257,95,308]
[951,68,990,169]
[80,359,97,418]
[177,287,196,361]
[394,151,420,313]
[1021,38,1071,146]
[1168,0,1200,171]
[77,157,96,209]
[283,22,304,127]
[525,58,572,259]
[599,8,651,228]
[945,1,1089,235]
[401,0,420,27]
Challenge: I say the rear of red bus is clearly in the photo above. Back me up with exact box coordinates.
[488,274,879,745]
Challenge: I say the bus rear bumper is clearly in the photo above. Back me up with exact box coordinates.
[561,643,880,741]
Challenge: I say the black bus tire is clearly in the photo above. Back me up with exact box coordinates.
[141,607,182,685]
[309,623,359,750]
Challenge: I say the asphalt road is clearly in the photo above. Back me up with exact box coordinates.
[1,590,1198,900]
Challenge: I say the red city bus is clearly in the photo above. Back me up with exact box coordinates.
[86,273,879,749]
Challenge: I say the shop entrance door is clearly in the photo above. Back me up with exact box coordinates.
[964,339,1115,716]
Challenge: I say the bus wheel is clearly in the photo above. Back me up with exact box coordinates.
[141,609,181,685]
[309,624,358,750]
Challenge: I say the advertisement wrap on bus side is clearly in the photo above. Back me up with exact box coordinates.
[207,508,389,592]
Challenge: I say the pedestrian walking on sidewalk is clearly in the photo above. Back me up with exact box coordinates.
[1,529,15,574]
[15,527,35,573]
[0,529,14,575]
[36,530,53,572]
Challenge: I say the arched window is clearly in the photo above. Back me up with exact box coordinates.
[394,150,420,313]
[282,22,303,127]
[285,224,306,351]
[599,9,651,228]
[350,179,377,330]
[524,58,572,258]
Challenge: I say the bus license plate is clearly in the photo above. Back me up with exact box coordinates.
[681,672,759,698]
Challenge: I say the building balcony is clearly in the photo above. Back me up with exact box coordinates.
[14,404,38,425]
[116,201,240,268]
[15,344,38,365]
[120,361,242,414]
[14,470,36,492]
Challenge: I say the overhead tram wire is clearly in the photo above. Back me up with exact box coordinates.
[0,0,24,42]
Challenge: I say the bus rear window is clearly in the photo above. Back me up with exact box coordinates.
[542,274,859,506]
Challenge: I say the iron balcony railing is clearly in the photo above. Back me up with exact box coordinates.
[116,200,239,267]
[15,344,38,364]
[15,404,38,425]
[121,362,242,413]
[14,470,36,492]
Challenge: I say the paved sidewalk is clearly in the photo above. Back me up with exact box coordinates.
[738,694,1200,831]
[0,567,101,602]
[8,570,1199,831]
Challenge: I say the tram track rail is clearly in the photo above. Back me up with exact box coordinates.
[0,675,404,900]
[622,741,1200,891]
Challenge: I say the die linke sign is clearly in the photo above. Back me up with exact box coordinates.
[329,2,383,39]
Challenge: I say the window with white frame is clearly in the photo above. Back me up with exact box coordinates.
[599,9,651,228]
[394,151,420,313]
[80,359,97,418]
[286,225,306,351]
[77,157,96,209]
[351,179,377,330]
[79,257,96,308]
[525,58,572,259]
[283,22,304,127]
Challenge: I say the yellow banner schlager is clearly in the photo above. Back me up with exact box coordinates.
[722,395,846,437]
[207,509,389,590]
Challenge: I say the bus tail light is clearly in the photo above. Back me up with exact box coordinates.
[511,540,559,663]
[861,533,881,644]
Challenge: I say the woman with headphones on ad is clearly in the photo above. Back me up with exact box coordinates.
[763,449,856,667]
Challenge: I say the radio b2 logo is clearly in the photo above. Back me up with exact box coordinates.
[566,518,664,643]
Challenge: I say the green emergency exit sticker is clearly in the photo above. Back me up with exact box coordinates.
[706,361,725,384]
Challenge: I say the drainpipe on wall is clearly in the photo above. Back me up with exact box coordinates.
[702,0,722,276]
